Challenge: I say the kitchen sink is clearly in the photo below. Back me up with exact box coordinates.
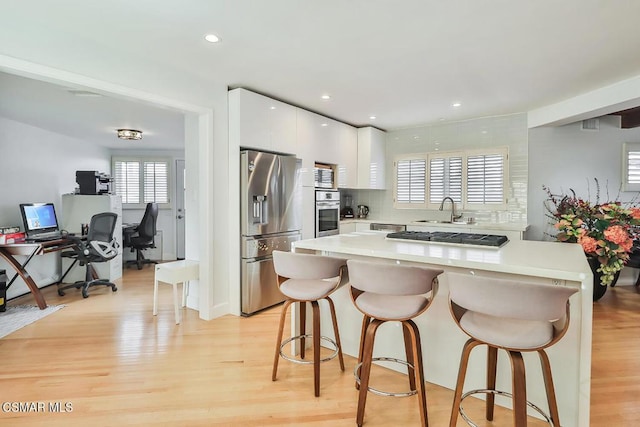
[415,219,451,224]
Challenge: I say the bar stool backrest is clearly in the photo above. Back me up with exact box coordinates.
[347,260,443,296]
[447,272,578,322]
[272,250,347,281]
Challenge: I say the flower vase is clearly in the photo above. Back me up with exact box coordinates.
[587,256,620,302]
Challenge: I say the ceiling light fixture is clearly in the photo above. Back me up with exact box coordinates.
[117,129,143,140]
[369,116,377,120]
[205,34,220,43]
[321,94,331,100]
[452,102,462,107]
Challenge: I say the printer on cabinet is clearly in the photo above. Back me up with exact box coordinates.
[76,171,114,195]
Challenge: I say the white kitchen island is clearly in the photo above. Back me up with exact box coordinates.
[292,231,592,427]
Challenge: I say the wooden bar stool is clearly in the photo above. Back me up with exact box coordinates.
[347,259,444,427]
[272,250,348,397]
[447,272,578,427]
[153,260,199,324]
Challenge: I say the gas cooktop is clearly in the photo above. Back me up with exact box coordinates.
[386,231,509,247]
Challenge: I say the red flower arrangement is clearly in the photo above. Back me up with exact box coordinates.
[544,182,640,286]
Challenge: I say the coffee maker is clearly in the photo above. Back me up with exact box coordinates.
[341,194,354,218]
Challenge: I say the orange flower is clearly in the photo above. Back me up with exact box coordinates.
[579,235,598,253]
[604,225,630,246]
[631,207,640,220]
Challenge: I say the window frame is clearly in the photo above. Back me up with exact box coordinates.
[393,146,509,210]
[622,143,640,192]
[112,156,172,209]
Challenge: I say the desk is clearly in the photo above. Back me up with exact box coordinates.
[122,223,138,247]
[0,238,76,309]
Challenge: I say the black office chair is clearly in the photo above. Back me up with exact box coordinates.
[57,212,119,299]
[124,202,158,270]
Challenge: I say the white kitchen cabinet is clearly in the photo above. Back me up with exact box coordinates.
[296,109,321,187]
[336,123,358,189]
[355,223,370,232]
[229,88,297,154]
[301,186,315,239]
[61,194,123,282]
[339,222,356,234]
[357,127,386,189]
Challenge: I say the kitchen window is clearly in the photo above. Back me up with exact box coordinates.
[112,157,171,208]
[393,147,508,210]
[622,143,640,191]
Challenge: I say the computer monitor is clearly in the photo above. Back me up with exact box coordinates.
[19,203,60,238]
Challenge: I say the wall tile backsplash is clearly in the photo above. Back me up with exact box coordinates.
[342,113,528,225]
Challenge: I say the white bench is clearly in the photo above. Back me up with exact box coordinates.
[153,260,199,324]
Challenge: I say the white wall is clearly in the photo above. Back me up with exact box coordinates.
[0,117,110,298]
[344,113,529,225]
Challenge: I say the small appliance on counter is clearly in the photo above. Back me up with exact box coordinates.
[357,205,369,219]
[341,194,354,219]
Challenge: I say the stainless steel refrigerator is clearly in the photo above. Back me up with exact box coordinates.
[240,150,301,316]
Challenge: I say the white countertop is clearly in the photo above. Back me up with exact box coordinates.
[340,218,529,232]
[294,231,590,283]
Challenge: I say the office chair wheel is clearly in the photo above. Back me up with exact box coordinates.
[58,290,65,297]
[82,289,89,298]
[111,285,118,292]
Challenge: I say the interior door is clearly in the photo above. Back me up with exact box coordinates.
[176,159,186,259]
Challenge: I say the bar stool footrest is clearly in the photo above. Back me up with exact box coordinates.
[354,357,417,397]
[279,334,339,364]
[459,388,554,427]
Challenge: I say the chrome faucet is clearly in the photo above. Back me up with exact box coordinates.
[439,197,463,222]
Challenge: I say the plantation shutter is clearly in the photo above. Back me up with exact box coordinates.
[396,159,426,204]
[466,154,504,204]
[143,161,169,203]
[114,161,140,204]
[429,156,462,204]
[627,150,640,184]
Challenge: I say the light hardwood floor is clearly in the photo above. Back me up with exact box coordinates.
[0,267,638,426]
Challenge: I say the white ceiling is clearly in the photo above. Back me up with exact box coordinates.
[2,1,640,150]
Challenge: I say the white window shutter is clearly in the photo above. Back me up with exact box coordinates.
[467,154,504,204]
[143,161,169,204]
[114,161,140,204]
[396,158,426,204]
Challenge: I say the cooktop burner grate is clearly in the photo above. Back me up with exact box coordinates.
[386,231,508,247]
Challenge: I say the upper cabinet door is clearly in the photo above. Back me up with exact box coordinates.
[336,123,357,189]
[357,127,387,189]
[229,88,297,154]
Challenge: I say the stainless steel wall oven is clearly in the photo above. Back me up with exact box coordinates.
[315,189,340,237]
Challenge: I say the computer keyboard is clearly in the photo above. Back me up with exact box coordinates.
[26,234,63,242]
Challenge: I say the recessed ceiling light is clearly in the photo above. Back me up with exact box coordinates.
[321,94,331,100]
[204,34,220,43]
[369,116,377,120]
[269,106,276,110]
[117,129,143,140]
[321,123,329,127]
[452,102,462,107]
[481,130,488,134]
